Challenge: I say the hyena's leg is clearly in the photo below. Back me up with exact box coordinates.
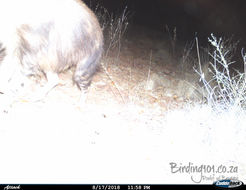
[73,56,99,104]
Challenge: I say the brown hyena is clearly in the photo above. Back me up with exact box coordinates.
[0,0,103,102]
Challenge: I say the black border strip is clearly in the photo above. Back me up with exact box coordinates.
[0,184,218,190]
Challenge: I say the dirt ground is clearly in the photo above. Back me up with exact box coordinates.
[0,26,245,184]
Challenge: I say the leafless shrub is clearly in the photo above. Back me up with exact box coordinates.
[195,34,246,110]
[104,7,129,59]
[93,5,130,104]
[94,5,129,59]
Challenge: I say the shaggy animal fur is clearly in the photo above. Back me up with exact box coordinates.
[0,0,103,99]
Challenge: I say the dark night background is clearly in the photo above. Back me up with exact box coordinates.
[84,0,246,47]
